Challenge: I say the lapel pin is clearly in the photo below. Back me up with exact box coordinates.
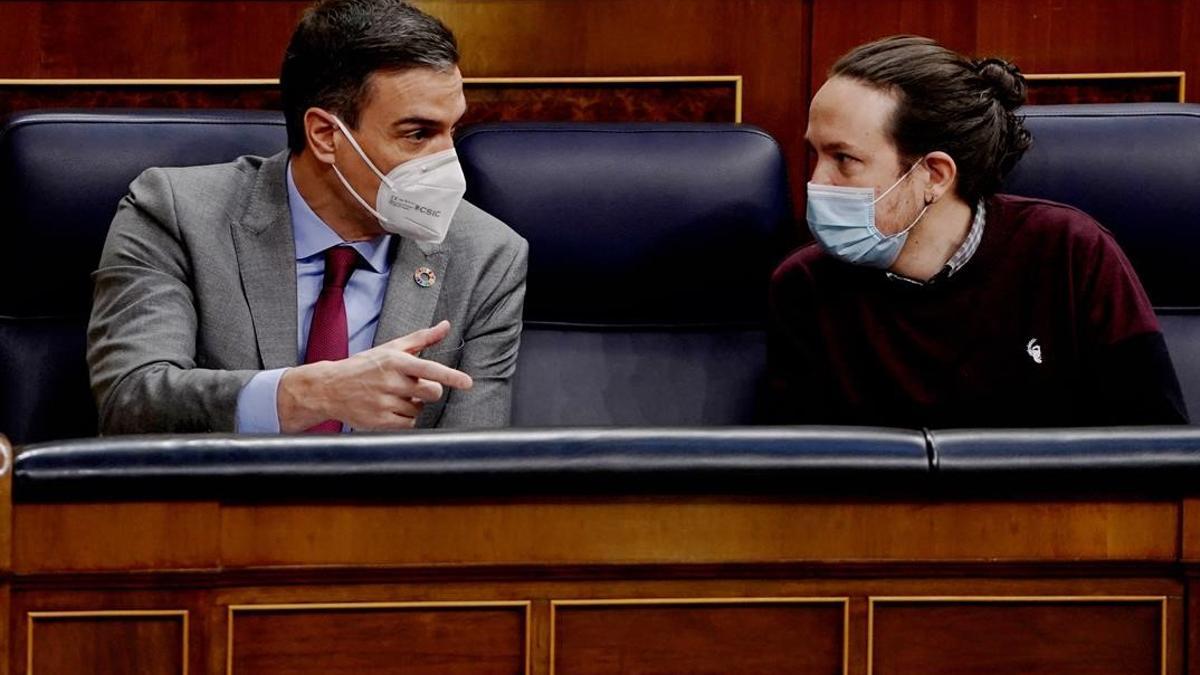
[414,266,436,288]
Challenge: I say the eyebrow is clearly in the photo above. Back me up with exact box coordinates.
[805,137,862,155]
[390,105,469,131]
[391,116,447,129]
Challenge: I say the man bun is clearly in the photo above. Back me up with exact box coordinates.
[975,57,1026,110]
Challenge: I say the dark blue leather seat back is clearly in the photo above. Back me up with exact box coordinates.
[0,110,287,444]
[1004,104,1200,422]
[457,123,792,426]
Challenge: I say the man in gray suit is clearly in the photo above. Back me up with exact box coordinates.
[87,0,528,433]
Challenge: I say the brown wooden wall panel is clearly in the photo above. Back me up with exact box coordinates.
[228,604,527,675]
[28,612,185,675]
[552,600,845,675]
[811,0,1196,100]
[0,0,1199,217]
[975,1,1184,75]
[0,2,308,79]
[870,598,1164,675]
[420,0,809,219]
[810,0,981,90]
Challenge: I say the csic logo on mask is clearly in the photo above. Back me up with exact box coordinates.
[388,194,442,218]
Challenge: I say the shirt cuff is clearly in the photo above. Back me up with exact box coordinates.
[235,368,287,433]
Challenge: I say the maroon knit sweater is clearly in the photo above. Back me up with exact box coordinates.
[768,194,1188,428]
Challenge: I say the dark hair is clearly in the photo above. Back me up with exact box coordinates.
[280,0,459,153]
[830,35,1032,203]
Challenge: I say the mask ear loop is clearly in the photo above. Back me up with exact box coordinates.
[873,157,926,205]
[328,114,394,189]
[321,113,394,225]
[879,158,932,240]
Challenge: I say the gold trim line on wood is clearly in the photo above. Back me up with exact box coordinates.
[843,600,850,675]
[0,75,741,86]
[551,596,848,607]
[869,595,1169,603]
[0,78,280,86]
[0,434,10,477]
[1025,71,1185,80]
[28,609,188,675]
[229,600,530,612]
[549,597,849,675]
[1026,71,1186,103]
[1161,596,1169,675]
[866,595,1168,675]
[226,601,531,675]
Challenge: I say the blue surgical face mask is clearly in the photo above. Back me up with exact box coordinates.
[806,160,930,269]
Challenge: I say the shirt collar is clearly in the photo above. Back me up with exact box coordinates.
[885,198,986,286]
[286,161,392,273]
[944,198,986,276]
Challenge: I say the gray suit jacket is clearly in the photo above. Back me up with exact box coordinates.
[87,151,528,433]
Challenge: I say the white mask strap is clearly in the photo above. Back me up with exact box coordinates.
[891,202,931,240]
[873,157,925,205]
[328,114,393,188]
[331,163,388,223]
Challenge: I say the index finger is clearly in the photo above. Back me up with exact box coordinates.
[395,354,473,390]
[386,320,452,355]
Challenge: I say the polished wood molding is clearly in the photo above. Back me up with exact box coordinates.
[14,501,220,573]
[867,595,1169,675]
[1022,70,1180,103]
[27,609,188,675]
[1182,498,1200,562]
[11,498,1181,573]
[214,499,1179,569]
[226,601,530,675]
[550,596,850,675]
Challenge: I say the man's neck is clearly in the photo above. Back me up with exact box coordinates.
[888,196,974,282]
[290,151,384,243]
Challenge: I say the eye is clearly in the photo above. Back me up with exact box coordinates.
[404,128,433,142]
[834,152,856,164]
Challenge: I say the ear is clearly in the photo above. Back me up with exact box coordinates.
[303,108,339,164]
[921,150,957,204]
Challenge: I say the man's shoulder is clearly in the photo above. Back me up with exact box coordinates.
[990,193,1112,246]
[443,199,528,261]
[135,153,274,195]
[126,152,285,226]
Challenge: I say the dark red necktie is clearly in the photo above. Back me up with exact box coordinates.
[303,245,360,433]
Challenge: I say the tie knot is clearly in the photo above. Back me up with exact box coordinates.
[322,245,360,289]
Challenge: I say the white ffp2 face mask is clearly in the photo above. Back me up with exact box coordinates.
[329,115,466,244]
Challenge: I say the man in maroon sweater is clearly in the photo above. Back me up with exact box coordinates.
[769,36,1188,427]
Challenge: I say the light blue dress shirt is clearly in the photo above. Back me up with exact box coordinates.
[235,163,394,432]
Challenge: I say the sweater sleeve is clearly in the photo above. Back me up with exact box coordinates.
[1079,228,1188,424]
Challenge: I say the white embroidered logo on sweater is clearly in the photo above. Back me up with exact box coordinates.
[1026,338,1043,364]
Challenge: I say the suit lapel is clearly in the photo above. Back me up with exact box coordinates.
[374,238,448,346]
[230,151,299,369]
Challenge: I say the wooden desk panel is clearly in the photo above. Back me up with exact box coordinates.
[215,499,1180,569]
[227,602,528,675]
[0,490,1194,675]
[870,598,1165,675]
[551,598,846,675]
